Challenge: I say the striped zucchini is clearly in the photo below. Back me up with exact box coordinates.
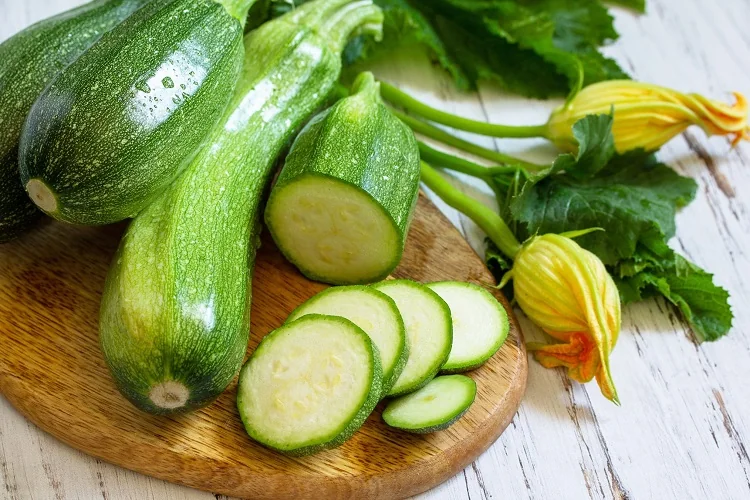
[20,0,256,226]
[0,0,147,242]
[265,71,421,285]
[99,0,384,414]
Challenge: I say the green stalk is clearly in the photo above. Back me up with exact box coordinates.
[417,141,526,179]
[419,161,522,259]
[216,0,257,26]
[393,109,543,170]
[381,81,549,139]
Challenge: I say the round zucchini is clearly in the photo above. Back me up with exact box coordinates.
[372,279,452,397]
[287,285,407,396]
[20,0,254,225]
[265,71,420,285]
[426,281,509,372]
[0,0,148,241]
[382,375,476,433]
[237,314,382,456]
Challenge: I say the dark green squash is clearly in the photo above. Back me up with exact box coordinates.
[0,0,148,242]
[20,0,257,226]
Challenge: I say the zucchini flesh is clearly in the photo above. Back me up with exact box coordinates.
[237,314,382,456]
[0,0,148,241]
[99,0,384,414]
[19,0,251,225]
[266,72,420,285]
[287,285,407,396]
[372,280,452,397]
[426,282,509,372]
[382,375,476,433]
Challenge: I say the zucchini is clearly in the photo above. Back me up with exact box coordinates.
[265,71,420,285]
[426,282,509,372]
[0,0,148,242]
[287,285,407,396]
[382,375,476,433]
[237,314,382,456]
[19,0,256,226]
[372,280,452,397]
[99,0,384,414]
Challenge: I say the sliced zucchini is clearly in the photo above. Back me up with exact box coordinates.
[237,314,382,456]
[265,72,420,285]
[287,286,406,395]
[426,282,508,372]
[382,375,476,433]
[372,280,452,397]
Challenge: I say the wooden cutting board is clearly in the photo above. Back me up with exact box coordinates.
[0,193,526,499]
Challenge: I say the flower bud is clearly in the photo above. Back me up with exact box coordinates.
[509,234,621,403]
[546,80,749,153]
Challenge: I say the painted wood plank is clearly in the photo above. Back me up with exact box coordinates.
[2,0,750,499]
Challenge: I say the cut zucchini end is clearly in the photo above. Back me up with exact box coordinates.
[373,280,453,398]
[148,381,190,411]
[286,285,407,396]
[237,314,382,455]
[382,375,477,433]
[266,174,402,285]
[26,178,58,214]
[427,282,509,372]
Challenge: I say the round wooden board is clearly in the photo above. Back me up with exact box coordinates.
[0,193,526,499]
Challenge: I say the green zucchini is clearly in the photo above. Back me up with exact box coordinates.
[372,279,452,397]
[265,71,420,285]
[99,0,384,414]
[0,0,148,242]
[382,375,476,433]
[287,285,407,396]
[426,281,509,372]
[237,314,382,456]
[19,0,257,226]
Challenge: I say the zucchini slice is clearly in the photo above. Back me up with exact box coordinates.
[382,375,476,433]
[372,280,452,397]
[237,314,382,456]
[426,282,509,372]
[287,286,406,396]
[265,72,420,285]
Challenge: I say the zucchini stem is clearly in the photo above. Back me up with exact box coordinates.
[392,108,544,170]
[417,141,529,179]
[380,81,549,139]
[216,0,257,26]
[323,1,384,51]
[419,161,522,259]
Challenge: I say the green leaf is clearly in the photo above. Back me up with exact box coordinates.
[342,0,470,89]
[606,0,646,13]
[550,113,616,178]
[614,246,733,341]
[338,0,632,97]
[510,153,697,265]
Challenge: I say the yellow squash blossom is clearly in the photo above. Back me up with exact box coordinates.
[546,80,750,153]
[507,233,621,403]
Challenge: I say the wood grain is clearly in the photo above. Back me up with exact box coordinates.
[0,193,527,500]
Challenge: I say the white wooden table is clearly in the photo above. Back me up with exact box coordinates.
[2,0,749,498]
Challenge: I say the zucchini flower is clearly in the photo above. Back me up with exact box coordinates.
[419,161,621,403]
[546,81,750,153]
[508,233,620,403]
[379,79,749,158]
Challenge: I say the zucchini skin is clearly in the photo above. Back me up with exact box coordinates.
[19,0,247,225]
[0,0,148,242]
[100,0,384,414]
[266,72,420,284]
